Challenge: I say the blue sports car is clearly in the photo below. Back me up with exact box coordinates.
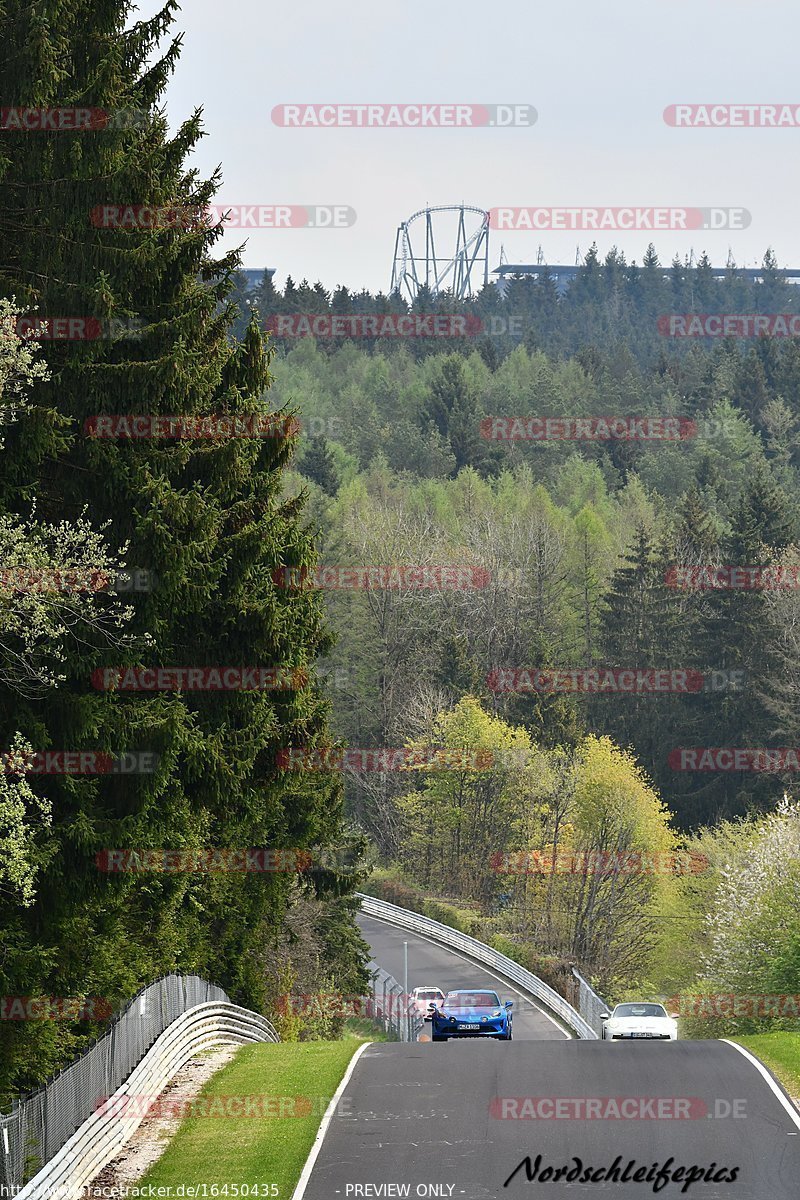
[428,989,513,1040]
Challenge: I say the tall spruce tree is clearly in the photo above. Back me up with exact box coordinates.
[694,469,795,820]
[594,524,690,811]
[0,0,348,1097]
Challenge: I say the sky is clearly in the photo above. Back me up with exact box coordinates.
[136,0,800,294]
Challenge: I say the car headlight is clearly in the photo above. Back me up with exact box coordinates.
[491,1010,502,1017]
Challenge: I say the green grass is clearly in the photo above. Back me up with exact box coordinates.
[139,1040,365,1195]
[342,1016,391,1041]
[733,1033,800,1096]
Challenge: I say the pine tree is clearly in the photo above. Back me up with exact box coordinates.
[733,351,769,424]
[300,435,340,495]
[254,270,281,320]
[0,0,347,1096]
[594,525,689,804]
[419,355,500,476]
[696,469,796,819]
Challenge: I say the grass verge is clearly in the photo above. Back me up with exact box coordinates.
[140,1040,365,1195]
[733,1032,800,1098]
[342,1016,391,1041]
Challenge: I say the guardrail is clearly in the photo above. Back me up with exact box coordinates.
[366,961,425,1041]
[357,893,598,1039]
[571,966,612,1038]
[0,974,278,1196]
[12,1001,278,1200]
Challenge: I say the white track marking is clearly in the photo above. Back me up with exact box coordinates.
[292,1040,372,1200]
[721,1039,800,1134]
[362,915,571,1039]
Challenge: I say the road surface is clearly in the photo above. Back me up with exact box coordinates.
[308,913,800,1197]
[300,1037,800,1199]
[357,913,569,1041]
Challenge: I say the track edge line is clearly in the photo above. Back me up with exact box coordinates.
[291,1039,373,1200]
[720,1038,800,1133]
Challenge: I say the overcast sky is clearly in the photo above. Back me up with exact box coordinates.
[138,0,800,293]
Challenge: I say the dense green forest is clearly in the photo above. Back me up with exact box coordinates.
[0,0,368,1104]
[2,0,800,1107]
[245,265,800,827]
[230,262,800,1016]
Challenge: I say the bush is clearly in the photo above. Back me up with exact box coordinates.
[488,934,573,996]
[425,899,481,936]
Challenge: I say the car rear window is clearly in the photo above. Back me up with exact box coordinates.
[613,1003,667,1019]
[444,991,500,1006]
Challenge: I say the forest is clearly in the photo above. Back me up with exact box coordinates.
[2,0,799,1108]
[235,259,800,1024]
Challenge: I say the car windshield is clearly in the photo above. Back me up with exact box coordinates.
[444,991,500,1007]
[612,1003,668,1019]
[415,990,442,1000]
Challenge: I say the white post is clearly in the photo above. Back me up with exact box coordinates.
[403,941,409,1040]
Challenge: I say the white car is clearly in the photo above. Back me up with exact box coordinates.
[411,986,445,1020]
[601,1002,678,1041]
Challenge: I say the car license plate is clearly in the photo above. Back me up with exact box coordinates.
[458,1023,480,1030]
[629,1032,653,1038]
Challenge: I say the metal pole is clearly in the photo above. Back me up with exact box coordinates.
[403,941,408,1003]
[403,941,409,1041]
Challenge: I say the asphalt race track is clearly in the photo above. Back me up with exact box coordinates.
[298,915,800,1198]
[357,913,570,1041]
[300,1041,800,1200]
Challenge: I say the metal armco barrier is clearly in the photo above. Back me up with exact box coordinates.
[571,966,612,1039]
[10,1001,277,1200]
[358,893,598,1040]
[0,974,279,1197]
[366,961,425,1041]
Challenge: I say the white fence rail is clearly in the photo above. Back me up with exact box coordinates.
[571,966,612,1038]
[366,961,425,1041]
[358,893,598,1040]
[13,1001,278,1200]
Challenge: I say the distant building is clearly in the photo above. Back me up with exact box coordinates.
[238,268,276,291]
[493,263,800,297]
